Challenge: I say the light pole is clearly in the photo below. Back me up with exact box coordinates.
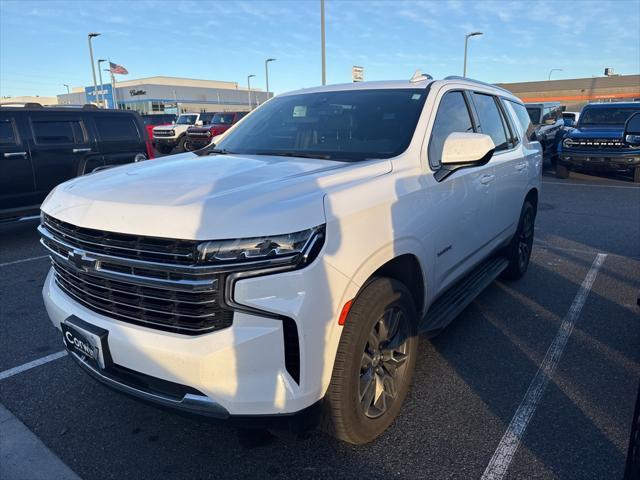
[548,68,563,80]
[97,59,107,108]
[247,74,255,110]
[63,84,70,94]
[463,31,483,77]
[320,0,326,85]
[87,33,101,105]
[265,58,276,98]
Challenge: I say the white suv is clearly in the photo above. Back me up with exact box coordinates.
[153,112,213,154]
[40,76,541,444]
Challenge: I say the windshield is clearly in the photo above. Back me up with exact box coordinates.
[578,107,640,126]
[214,89,428,161]
[144,115,174,126]
[213,113,236,124]
[176,114,198,125]
[526,107,541,125]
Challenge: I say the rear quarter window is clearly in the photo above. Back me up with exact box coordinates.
[94,115,141,141]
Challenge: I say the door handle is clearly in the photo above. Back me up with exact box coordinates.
[480,174,495,185]
[72,148,91,153]
[3,151,27,158]
[515,163,527,171]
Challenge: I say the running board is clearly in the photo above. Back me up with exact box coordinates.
[419,256,508,337]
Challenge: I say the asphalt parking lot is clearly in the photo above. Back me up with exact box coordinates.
[1,169,639,480]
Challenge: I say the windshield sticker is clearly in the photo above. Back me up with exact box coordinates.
[411,94,422,100]
[293,105,307,117]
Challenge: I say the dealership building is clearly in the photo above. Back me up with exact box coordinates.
[497,74,640,111]
[56,76,271,114]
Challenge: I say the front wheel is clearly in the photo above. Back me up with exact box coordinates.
[321,277,418,444]
[502,200,536,280]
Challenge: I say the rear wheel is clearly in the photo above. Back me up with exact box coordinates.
[502,200,536,280]
[556,164,570,179]
[321,278,418,445]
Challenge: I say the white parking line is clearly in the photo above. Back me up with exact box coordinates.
[481,253,607,480]
[0,255,49,268]
[542,180,639,189]
[0,351,67,381]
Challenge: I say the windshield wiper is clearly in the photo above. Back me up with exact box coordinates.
[208,148,235,155]
[252,151,332,160]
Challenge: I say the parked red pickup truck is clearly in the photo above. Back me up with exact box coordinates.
[184,112,247,151]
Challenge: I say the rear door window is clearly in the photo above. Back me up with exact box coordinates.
[94,115,140,141]
[471,93,509,151]
[507,100,536,141]
[32,118,85,144]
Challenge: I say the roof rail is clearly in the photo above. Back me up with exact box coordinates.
[0,102,43,108]
[443,76,513,95]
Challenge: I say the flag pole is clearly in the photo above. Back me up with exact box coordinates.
[109,59,117,109]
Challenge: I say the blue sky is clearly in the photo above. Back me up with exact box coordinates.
[1,0,639,98]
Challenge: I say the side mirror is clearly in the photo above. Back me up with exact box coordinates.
[563,118,575,128]
[624,112,640,145]
[171,120,176,125]
[195,120,203,126]
[436,132,495,181]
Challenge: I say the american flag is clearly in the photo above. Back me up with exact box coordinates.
[109,62,128,75]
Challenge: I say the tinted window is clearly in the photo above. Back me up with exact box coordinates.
[143,115,174,126]
[32,119,84,144]
[94,115,140,141]
[212,113,236,124]
[508,101,536,140]
[215,89,428,161]
[0,119,17,145]
[428,91,474,167]
[526,107,541,124]
[579,107,640,126]
[498,98,519,146]
[472,93,509,151]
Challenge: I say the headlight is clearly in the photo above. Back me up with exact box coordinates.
[562,138,576,148]
[196,225,325,268]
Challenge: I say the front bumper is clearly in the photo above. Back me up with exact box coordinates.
[558,151,640,172]
[186,136,212,149]
[43,255,353,417]
[153,137,179,148]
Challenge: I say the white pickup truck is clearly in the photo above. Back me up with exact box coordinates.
[40,76,542,444]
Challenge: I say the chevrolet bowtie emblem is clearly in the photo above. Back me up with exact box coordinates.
[67,249,97,271]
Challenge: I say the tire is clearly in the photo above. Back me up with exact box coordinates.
[158,145,172,155]
[634,166,640,183]
[321,277,419,444]
[183,140,193,152]
[177,136,187,152]
[502,200,536,281]
[556,164,570,179]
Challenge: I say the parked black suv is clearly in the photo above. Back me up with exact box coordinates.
[0,105,151,221]
[525,102,564,162]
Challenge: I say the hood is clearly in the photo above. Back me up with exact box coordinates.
[153,125,175,132]
[41,152,391,240]
[567,125,624,139]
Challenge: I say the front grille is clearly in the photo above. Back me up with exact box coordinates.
[153,130,174,137]
[565,138,630,150]
[40,215,233,335]
[187,131,211,137]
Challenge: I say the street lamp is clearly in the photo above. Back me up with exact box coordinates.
[463,31,483,77]
[63,84,70,94]
[548,68,563,80]
[265,58,276,98]
[97,59,107,107]
[320,0,326,85]
[87,33,101,106]
[247,74,255,110]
